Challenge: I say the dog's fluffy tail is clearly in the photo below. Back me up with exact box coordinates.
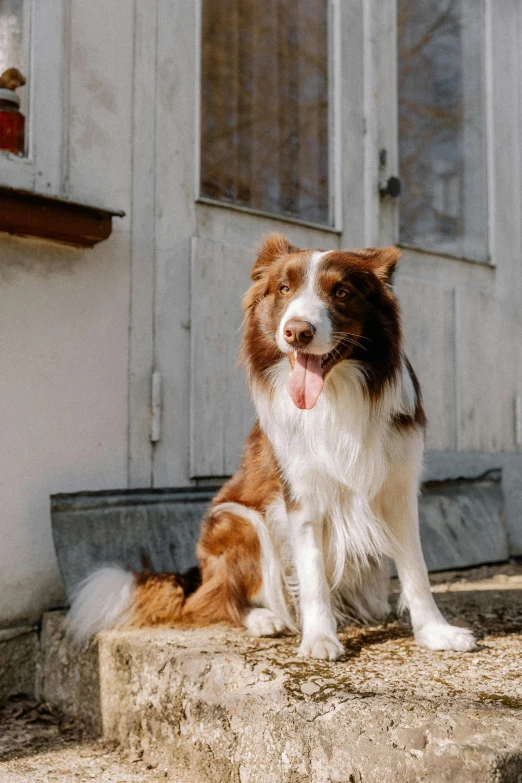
[66,565,200,644]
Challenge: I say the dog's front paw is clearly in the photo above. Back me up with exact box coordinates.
[298,633,344,661]
[244,608,285,637]
[415,623,477,652]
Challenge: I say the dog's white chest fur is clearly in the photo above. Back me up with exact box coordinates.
[252,358,423,592]
[256,359,413,497]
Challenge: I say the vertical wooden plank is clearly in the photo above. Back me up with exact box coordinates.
[361,0,379,246]
[374,0,399,246]
[513,3,522,428]
[190,239,226,477]
[489,0,521,297]
[152,0,197,487]
[395,277,456,451]
[128,0,156,487]
[458,290,516,452]
[450,0,519,455]
[190,238,253,478]
[339,0,367,246]
[67,0,133,210]
[33,0,66,194]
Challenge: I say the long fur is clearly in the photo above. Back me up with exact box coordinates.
[67,566,135,643]
[67,234,476,658]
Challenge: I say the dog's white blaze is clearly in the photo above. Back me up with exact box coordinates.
[276,251,333,355]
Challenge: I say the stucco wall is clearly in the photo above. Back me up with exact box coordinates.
[0,0,134,626]
[0,233,130,625]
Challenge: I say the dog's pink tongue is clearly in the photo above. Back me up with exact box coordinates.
[286,352,324,410]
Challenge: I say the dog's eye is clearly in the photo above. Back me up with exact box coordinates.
[335,288,349,300]
[279,285,290,295]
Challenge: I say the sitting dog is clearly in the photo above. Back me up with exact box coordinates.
[69,234,476,659]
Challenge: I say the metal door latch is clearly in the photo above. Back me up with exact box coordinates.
[379,175,402,198]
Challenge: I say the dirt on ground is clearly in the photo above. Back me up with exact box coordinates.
[0,696,170,782]
[1,561,522,782]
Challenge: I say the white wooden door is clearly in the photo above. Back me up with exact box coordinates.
[389,0,520,458]
[191,0,383,484]
[144,0,519,487]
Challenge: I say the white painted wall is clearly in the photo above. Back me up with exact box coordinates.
[0,234,130,625]
[0,0,134,626]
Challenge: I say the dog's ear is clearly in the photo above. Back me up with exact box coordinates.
[351,246,400,286]
[371,246,400,284]
[251,234,297,281]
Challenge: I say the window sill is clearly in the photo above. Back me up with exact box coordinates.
[398,242,494,268]
[0,186,125,247]
[196,197,341,234]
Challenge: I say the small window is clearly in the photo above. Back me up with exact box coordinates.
[398,0,488,261]
[200,0,330,227]
[0,0,65,194]
[0,0,29,155]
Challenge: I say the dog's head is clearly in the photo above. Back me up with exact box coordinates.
[241,233,402,409]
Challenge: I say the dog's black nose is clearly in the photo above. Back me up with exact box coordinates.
[283,319,315,346]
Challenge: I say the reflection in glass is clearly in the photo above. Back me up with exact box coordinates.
[0,1,26,76]
[398,0,487,259]
[200,0,329,226]
[0,0,28,154]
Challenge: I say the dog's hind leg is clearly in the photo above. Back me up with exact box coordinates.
[181,506,263,626]
[203,501,294,636]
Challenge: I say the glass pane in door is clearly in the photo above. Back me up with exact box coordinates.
[0,0,30,153]
[0,0,26,74]
[398,0,487,260]
[200,0,330,226]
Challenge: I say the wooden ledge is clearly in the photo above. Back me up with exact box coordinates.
[0,186,125,247]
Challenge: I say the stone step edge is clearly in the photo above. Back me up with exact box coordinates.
[38,611,522,783]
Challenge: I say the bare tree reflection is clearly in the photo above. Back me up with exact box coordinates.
[399,0,465,246]
[200,0,329,226]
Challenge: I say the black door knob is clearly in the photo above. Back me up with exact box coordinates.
[379,176,402,198]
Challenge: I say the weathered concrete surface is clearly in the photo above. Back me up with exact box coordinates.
[39,564,522,782]
[0,626,38,703]
[38,613,102,733]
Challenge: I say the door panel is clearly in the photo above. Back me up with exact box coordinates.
[149,0,516,488]
[458,291,517,452]
[189,238,253,478]
[395,278,457,451]
[186,0,355,479]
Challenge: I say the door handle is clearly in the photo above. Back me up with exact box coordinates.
[379,176,402,198]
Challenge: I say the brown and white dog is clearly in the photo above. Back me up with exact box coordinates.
[69,234,476,659]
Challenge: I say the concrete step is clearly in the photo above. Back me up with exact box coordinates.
[39,565,522,783]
